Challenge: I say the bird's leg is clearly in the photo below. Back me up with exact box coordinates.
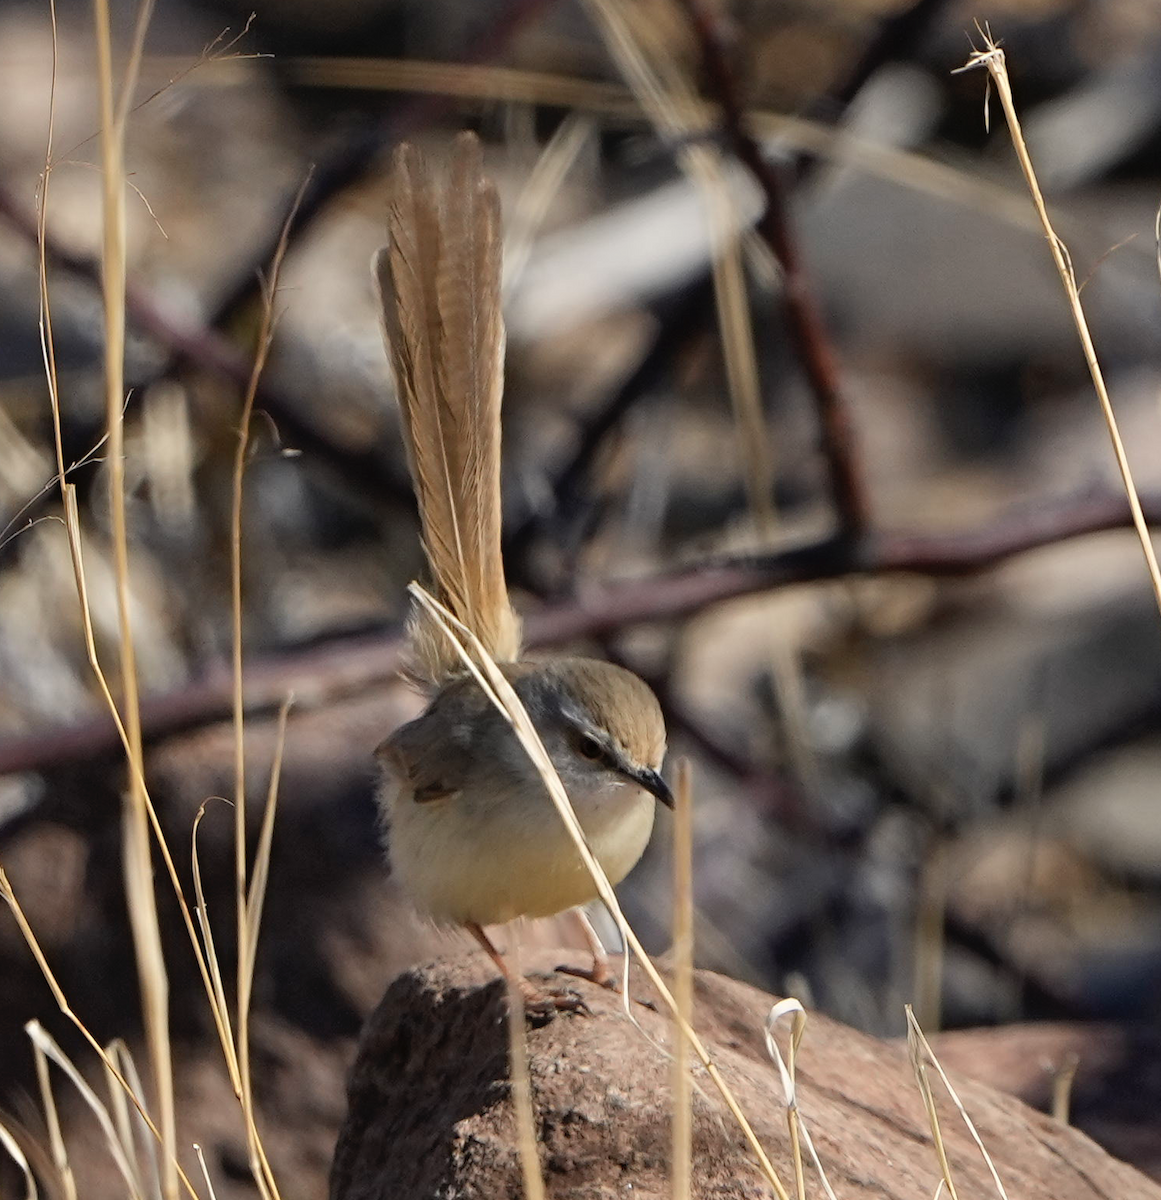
[578,907,612,986]
[467,922,588,1020]
[555,907,621,990]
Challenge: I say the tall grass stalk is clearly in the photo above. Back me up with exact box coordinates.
[956,30,1161,618]
[90,0,178,1191]
[670,758,694,1200]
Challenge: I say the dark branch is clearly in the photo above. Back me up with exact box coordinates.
[0,488,1154,777]
[677,0,868,538]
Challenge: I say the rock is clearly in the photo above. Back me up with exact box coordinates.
[931,1023,1161,1181]
[330,951,1161,1200]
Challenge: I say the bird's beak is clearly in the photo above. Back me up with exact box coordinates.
[633,766,674,809]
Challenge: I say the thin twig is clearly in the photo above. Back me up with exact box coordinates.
[0,487,1158,777]
[678,0,867,538]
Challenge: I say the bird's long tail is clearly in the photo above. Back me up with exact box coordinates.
[374,132,521,684]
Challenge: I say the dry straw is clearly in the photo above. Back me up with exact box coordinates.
[505,975,547,1200]
[906,1005,1010,1200]
[955,28,1161,619]
[764,999,838,1200]
[669,757,694,1200]
[582,0,816,785]
[0,1118,39,1200]
[7,5,304,1193]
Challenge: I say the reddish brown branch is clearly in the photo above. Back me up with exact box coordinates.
[0,488,1155,777]
[677,0,867,538]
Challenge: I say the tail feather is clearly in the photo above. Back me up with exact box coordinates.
[375,133,521,682]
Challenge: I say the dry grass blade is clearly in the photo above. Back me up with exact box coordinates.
[906,1005,960,1200]
[243,696,294,990]
[582,0,817,786]
[670,758,694,1200]
[906,1005,1009,1200]
[193,1144,219,1200]
[764,999,837,1200]
[273,54,1045,237]
[229,169,312,1200]
[1051,1053,1080,1125]
[913,840,948,1034]
[0,1117,38,1200]
[503,114,594,295]
[101,1041,149,1200]
[191,800,241,1087]
[110,1040,163,1200]
[27,1022,146,1200]
[91,0,177,1190]
[408,584,791,1200]
[40,28,261,1158]
[505,978,547,1200]
[0,873,201,1199]
[955,30,1161,620]
[33,1020,76,1200]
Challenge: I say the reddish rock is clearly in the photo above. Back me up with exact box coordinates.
[932,1022,1161,1182]
[331,951,1161,1199]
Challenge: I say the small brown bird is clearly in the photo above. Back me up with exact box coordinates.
[373,133,671,1011]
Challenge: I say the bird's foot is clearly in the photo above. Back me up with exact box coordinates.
[554,961,658,1011]
[521,982,591,1026]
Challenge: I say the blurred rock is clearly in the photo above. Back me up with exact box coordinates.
[942,820,1161,1020]
[931,1021,1161,1181]
[1048,738,1161,880]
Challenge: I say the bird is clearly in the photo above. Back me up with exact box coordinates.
[372,131,671,1013]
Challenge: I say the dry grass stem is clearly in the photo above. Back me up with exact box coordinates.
[583,0,816,784]
[408,584,791,1200]
[111,1041,162,1200]
[258,55,1044,236]
[0,1118,38,1200]
[191,801,242,1085]
[765,999,838,1200]
[37,10,285,1167]
[101,1043,148,1200]
[906,1008,960,1200]
[503,115,594,294]
[906,1006,1009,1200]
[243,697,294,991]
[0,873,201,1198]
[228,169,311,1200]
[28,1022,149,1200]
[91,0,178,1190]
[505,978,547,1200]
[670,758,694,1200]
[28,28,306,1190]
[912,840,947,1034]
[1052,1054,1080,1125]
[33,1020,76,1200]
[955,31,1161,620]
[193,1145,219,1200]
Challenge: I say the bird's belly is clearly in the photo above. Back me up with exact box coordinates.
[385,780,656,926]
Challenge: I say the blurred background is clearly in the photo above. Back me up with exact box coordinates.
[2,0,1161,1193]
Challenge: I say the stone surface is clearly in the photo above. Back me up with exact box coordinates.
[932,1022,1161,1183]
[330,951,1161,1200]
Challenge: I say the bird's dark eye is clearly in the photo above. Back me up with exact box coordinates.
[576,733,605,762]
